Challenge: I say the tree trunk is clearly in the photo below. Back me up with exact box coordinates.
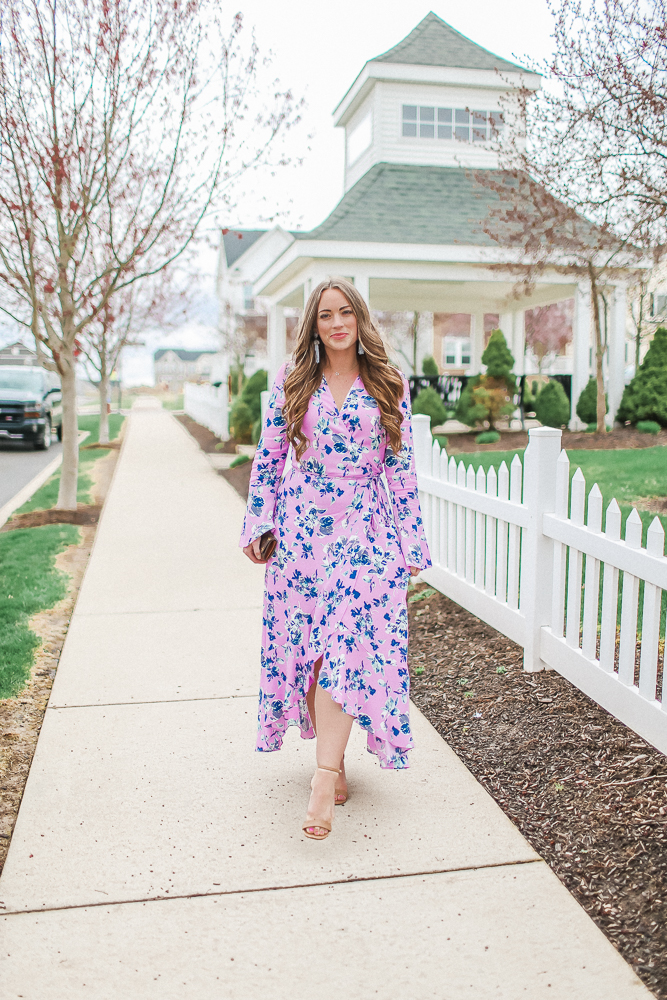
[588,265,607,434]
[56,352,79,510]
[98,373,110,445]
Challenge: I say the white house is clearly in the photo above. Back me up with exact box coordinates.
[217,12,640,426]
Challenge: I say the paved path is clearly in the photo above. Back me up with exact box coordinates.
[0,439,63,509]
[0,402,652,998]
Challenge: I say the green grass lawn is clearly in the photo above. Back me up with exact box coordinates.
[19,413,124,513]
[445,444,667,543]
[442,442,667,637]
[0,413,124,698]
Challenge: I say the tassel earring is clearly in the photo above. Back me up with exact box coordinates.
[313,336,320,364]
[357,339,365,355]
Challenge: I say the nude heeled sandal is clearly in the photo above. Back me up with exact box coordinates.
[302,765,340,840]
[335,757,348,805]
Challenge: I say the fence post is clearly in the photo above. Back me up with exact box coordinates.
[412,413,432,478]
[520,426,562,672]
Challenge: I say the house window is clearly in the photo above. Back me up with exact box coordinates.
[653,292,667,317]
[403,104,502,142]
[443,338,472,368]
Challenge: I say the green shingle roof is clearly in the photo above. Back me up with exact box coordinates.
[295,164,505,247]
[372,12,525,73]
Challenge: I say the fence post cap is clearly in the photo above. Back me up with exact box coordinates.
[528,426,562,439]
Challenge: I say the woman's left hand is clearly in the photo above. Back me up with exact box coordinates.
[409,566,421,577]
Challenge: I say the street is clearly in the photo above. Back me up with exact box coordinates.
[0,439,63,509]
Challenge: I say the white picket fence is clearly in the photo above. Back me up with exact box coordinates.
[412,415,667,755]
[183,382,229,440]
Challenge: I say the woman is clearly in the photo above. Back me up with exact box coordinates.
[240,277,430,840]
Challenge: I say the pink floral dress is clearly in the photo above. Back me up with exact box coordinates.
[239,363,431,768]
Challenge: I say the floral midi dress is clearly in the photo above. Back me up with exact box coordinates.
[239,363,431,769]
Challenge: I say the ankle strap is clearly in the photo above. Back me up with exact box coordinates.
[317,765,341,774]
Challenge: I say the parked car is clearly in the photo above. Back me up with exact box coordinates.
[0,365,63,449]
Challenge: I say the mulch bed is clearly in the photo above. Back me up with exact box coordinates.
[444,426,667,454]
[174,413,238,453]
[174,415,253,499]
[408,583,667,999]
[1,503,101,532]
[80,440,121,450]
[219,462,252,500]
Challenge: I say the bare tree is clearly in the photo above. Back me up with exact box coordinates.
[545,0,667,248]
[478,0,659,432]
[0,0,301,507]
[524,300,573,373]
[78,272,182,443]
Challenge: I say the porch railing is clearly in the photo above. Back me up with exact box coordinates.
[412,415,667,754]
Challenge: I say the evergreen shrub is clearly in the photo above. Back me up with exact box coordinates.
[636,420,661,435]
[240,369,268,422]
[413,386,447,427]
[251,418,262,444]
[455,330,516,429]
[229,399,253,443]
[230,454,251,468]
[617,328,667,427]
[475,430,501,444]
[421,355,439,378]
[576,377,607,425]
[534,380,570,428]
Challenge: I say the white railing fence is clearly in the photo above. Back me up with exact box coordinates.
[183,382,229,441]
[412,415,667,755]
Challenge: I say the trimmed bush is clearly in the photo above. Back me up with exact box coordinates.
[455,330,516,430]
[240,369,268,422]
[413,386,447,428]
[617,327,667,427]
[230,453,251,468]
[576,377,607,425]
[535,380,570,428]
[475,430,501,444]
[636,420,661,435]
[421,355,439,378]
[251,418,262,445]
[229,398,253,443]
[521,379,538,414]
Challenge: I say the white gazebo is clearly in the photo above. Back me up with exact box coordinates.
[218,12,636,426]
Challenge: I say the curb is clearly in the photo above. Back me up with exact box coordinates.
[0,431,90,529]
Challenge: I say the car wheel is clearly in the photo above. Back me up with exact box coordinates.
[57,421,63,441]
[34,422,52,450]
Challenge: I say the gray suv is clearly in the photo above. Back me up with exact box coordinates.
[0,366,63,449]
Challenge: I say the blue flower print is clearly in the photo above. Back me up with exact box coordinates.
[239,363,431,769]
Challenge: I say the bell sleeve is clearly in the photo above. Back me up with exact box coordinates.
[383,375,432,571]
[238,362,290,548]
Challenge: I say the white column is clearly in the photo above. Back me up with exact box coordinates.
[353,274,370,304]
[267,304,286,386]
[417,312,434,371]
[513,311,525,375]
[499,311,513,354]
[473,311,487,371]
[608,284,627,426]
[570,282,591,430]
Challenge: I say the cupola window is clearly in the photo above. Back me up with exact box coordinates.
[402,104,502,143]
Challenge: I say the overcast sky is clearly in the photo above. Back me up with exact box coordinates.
[225,0,556,232]
[1,1,559,381]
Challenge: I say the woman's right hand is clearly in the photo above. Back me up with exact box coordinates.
[243,538,266,564]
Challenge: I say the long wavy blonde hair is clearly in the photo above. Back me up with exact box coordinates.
[283,278,405,460]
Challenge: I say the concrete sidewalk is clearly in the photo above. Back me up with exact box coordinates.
[0,403,652,998]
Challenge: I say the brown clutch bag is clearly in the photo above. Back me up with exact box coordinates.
[258,531,277,561]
